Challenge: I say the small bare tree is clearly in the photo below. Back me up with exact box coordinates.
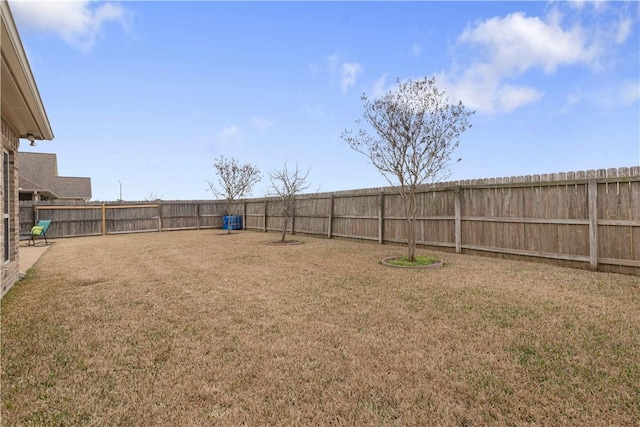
[342,77,473,261]
[267,162,311,242]
[146,190,161,201]
[207,156,261,233]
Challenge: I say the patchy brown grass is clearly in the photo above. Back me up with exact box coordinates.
[2,230,639,426]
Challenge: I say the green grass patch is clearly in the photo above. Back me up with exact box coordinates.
[385,255,439,266]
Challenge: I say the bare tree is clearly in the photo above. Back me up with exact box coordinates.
[146,190,161,201]
[267,162,312,242]
[207,156,262,233]
[342,77,473,261]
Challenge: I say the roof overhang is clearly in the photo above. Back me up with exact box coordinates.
[18,187,59,200]
[1,1,53,141]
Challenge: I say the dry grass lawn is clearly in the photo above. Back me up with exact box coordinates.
[2,230,639,426]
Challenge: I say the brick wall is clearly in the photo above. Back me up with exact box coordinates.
[1,118,21,297]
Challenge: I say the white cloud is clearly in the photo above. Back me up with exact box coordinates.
[436,68,543,114]
[323,54,362,93]
[567,0,608,13]
[9,0,130,52]
[371,74,388,98]
[496,84,544,112]
[411,43,421,57]
[438,4,637,114]
[558,2,635,60]
[599,80,640,107]
[617,81,640,105]
[215,126,242,150]
[252,117,275,131]
[561,92,582,113]
[340,62,362,93]
[459,12,598,75]
[615,17,632,44]
[325,54,341,75]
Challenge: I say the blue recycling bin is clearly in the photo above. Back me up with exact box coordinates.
[223,215,242,230]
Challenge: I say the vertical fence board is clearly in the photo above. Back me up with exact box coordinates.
[588,179,599,270]
[454,188,461,253]
[378,192,384,244]
[328,195,334,238]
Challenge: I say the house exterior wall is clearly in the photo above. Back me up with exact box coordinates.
[1,118,20,297]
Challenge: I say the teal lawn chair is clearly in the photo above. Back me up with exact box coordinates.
[29,220,52,246]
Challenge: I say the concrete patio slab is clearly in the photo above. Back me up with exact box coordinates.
[18,242,52,277]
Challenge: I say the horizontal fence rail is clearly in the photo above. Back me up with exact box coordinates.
[19,167,640,275]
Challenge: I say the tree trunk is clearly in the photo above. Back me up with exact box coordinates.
[281,216,288,242]
[407,217,416,261]
[225,203,232,234]
[405,191,418,262]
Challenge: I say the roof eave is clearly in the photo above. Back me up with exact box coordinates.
[0,1,53,141]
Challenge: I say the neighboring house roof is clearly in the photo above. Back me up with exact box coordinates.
[18,176,59,199]
[1,1,53,141]
[18,152,92,200]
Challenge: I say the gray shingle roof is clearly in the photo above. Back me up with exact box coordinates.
[18,152,92,200]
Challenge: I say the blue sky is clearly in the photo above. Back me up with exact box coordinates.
[10,0,640,201]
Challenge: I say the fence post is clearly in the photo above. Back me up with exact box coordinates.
[196,203,200,230]
[291,201,296,235]
[243,201,247,230]
[101,203,106,236]
[327,195,334,238]
[378,192,385,244]
[454,186,461,254]
[588,179,598,270]
[264,200,268,232]
[157,203,162,232]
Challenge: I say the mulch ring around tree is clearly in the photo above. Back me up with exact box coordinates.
[265,240,304,246]
[380,256,444,269]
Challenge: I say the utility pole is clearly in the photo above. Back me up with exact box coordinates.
[118,180,122,201]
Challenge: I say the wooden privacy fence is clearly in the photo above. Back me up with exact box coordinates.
[19,200,227,237]
[20,167,640,275]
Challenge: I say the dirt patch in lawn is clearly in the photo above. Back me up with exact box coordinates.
[265,239,304,246]
[2,230,639,426]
